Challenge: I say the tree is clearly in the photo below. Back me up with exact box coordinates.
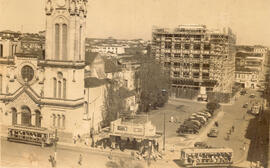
[135,54,171,112]
[102,81,134,127]
[206,102,221,114]
[102,81,126,127]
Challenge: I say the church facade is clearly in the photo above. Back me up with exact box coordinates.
[0,0,105,139]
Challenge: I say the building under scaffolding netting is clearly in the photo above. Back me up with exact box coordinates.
[151,24,236,99]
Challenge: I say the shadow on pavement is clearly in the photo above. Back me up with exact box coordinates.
[173,159,182,168]
[245,110,269,168]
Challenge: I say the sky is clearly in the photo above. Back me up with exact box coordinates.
[0,0,270,46]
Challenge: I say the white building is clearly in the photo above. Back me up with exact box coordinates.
[0,0,107,140]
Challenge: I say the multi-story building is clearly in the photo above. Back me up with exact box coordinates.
[152,24,236,97]
[235,45,268,88]
[0,0,109,139]
[235,69,259,89]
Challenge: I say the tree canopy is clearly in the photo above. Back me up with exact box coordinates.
[134,54,171,112]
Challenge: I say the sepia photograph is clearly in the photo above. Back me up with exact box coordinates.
[0,0,270,167]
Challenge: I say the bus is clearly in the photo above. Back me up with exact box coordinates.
[180,147,233,167]
[7,125,55,146]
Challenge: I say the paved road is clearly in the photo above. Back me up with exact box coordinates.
[205,90,264,163]
[1,137,136,168]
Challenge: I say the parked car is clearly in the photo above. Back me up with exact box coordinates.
[191,114,208,122]
[250,94,256,98]
[184,120,201,128]
[207,128,218,137]
[194,142,209,148]
[200,111,212,118]
[195,112,210,119]
[243,103,248,108]
[240,90,247,95]
[188,117,206,125]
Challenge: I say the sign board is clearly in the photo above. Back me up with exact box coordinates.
[200,87,206,95]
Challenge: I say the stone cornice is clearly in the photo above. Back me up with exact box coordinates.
[0,85,84,108]
[37,60,85,69]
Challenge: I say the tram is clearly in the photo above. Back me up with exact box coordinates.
[180,147,233,167]
[7,125,55,146]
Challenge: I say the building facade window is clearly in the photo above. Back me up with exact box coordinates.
[193,44,201,50]
[35,110,41,127]
[52,114,56,127]
[174,43,181,49]
[58,81,62,98]
[165,42,172,49]
[62,24,68,60]
[0,44,3,57]
[55,24,60,60]
[63,79,66,99]
[62,115,65,128]
[79,25,82,60]
[21,106,31,126]
[53,78,57,98]
[184,44,190,50]
[11,108,17,125]
[0,74,2,94]
[174,53,180,58]
[21,65,34,82]
[57,115,61,128]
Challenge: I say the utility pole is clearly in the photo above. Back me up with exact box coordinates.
[163,110,165,151]
[54,129,58,168]
[162,89,167,152]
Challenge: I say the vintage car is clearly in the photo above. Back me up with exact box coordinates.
[249,94,256,98]
[194,142,209,148]
[207,128,218,137]
[243,103,248,108]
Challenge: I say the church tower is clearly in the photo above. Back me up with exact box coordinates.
[43,0,88,100]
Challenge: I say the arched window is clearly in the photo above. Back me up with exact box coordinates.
[21,106,31,126]
[21,65,34,82]
[11,108,17,125]
[79,25,82,60]
[35,110,41,127]
[52,114,56,127]
[62,24,67,60]
[57,114,61,128]
[62,115,65,128]
[53,78,57,98]
[58,81,62,98]
[55,24,60,60]
[63,79,66,99]
[0,44,3,57]
[0,74,2,94]
[84,101,88,114]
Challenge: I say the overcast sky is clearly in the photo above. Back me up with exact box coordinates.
[0,0,270,46]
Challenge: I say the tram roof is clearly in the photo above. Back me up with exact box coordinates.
[181,147,233,153]
[8,125,52,133]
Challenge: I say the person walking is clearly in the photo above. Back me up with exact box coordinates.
[78,154,82,166]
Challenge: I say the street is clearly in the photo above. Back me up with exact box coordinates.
[1,90,267,168]
[1,137,141,168]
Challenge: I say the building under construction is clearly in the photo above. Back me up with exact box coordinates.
[151,24,236,98]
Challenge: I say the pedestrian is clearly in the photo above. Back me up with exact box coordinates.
[78,154,82,166]
[73,135,77,144]
[232,125,235,132]
[170,116,174,123]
